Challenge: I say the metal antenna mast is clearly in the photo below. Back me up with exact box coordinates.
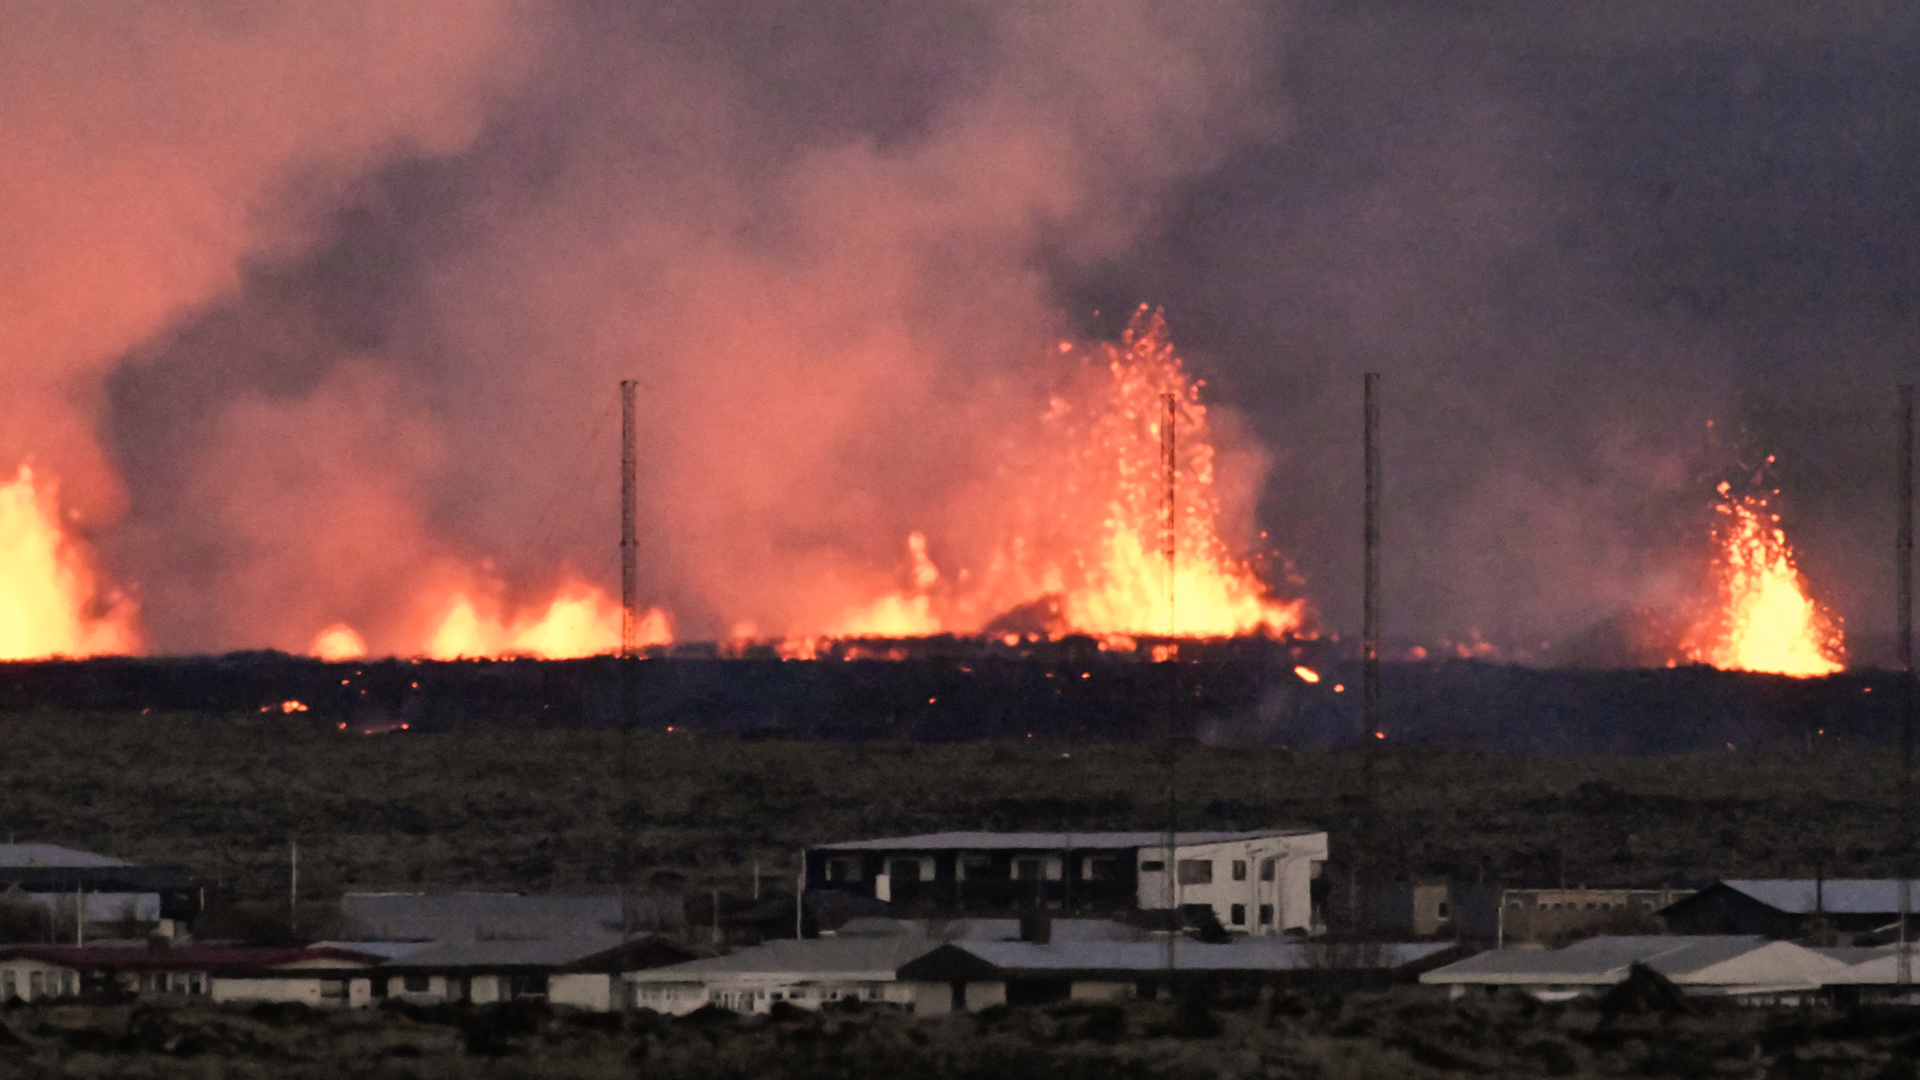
[1162,390,1179,978]
[1363,373,1382,742]
[618,380,639,937]
[1900,383,1913,987]
[1358,373,1382,932]
[621,381,639,657]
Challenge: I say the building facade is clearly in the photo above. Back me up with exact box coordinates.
[804,829,1328,936]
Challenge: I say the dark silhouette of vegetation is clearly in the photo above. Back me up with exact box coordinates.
[0,989,1910,1077]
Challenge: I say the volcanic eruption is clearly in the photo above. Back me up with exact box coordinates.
[1681,474,1846,677]
[0,464,141,660]
[820,307,1309,645]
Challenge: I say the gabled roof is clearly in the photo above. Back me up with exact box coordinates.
[0,945,385,975]
[379,936,626,972]
[1420,936,1849,990]
[1703,880,1920,915]
[630,936,943,982]
[0,845,131,868]
[814,829,1320,852]
[897,939,1451,982]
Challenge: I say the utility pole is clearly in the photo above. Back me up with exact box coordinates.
[1363,372,1381,743]
[1161,390,1179,981]
[1358,372,1382,933]
[619,380,639,939]
[1900,384,1913,989]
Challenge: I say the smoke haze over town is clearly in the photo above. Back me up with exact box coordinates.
[4,1,1916,660]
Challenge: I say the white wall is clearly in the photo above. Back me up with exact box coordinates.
[551,973,610,1012]
[211,976,342,1006]
[1136,834,1328,937]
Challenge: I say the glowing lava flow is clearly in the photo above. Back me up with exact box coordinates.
[422,580,671,659]
[828,308,1307,640]
[1683,481,1844,677]
[309,624,367,661]
[0,465,140,659]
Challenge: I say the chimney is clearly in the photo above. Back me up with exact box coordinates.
[1019,913,1052,945]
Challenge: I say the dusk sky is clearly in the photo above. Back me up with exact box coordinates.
[7,1,1917,658]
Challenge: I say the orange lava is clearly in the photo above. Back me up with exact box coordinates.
[309,623,367,661]
[820,308,1306,642]
[1683,480,1844,677]
[421,579,670,659]
[0,464,140,659]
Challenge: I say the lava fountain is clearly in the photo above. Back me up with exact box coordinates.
[1682,477,1844,677]
[829,308,1308,640]
[0,464,141,659]
[420,578,671,659]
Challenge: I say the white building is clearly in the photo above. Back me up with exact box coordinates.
[804,829,1328,936]
[899,938,1457,1015]
[627,936,946,1015]
[1420,936,1853,1004]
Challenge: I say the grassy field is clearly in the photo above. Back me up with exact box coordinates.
[1,986,1917,1078]
[1,709,1906,920]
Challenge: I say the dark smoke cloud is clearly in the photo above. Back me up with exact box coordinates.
[1071,0,1920,660]
[65,0,1920,660]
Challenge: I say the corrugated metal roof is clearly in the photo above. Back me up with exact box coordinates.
[1421,936,1842,987]
[382,937,624,970]
[814,830,1318,852]
[630,937,942,981]
[1722,880,1920,914]
[0,945,383,973]
[0,845,131,868]
[936,939,1450,975]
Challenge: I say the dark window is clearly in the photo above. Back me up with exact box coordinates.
[826,858,863,883]
[320,980,347,1000]
[1259,859,1275,882]
[1230,904,1246,925]
[1140,861,1165,873]
[509,973,549,999]
[1177,860,1213,885]
[1013,858,1044,881]
[371,977,388,999]
[404,975,430,993]
[889,859,922,882]
[1085,858,1118,881]
[1258,904,1274,925]
[1438,902,1450,919]
[1231,860,1248,881]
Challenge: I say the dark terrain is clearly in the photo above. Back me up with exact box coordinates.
[3,985,1919,1078]
[0,695,1905,912]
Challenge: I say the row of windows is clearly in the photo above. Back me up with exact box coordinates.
[3,969,208,1000]
[831,855,1289,884]
[1224,903,1278,926]
[1141,859,1278,885]
[2,969,80,999]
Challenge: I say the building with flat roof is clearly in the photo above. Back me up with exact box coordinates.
[804,829,1328,936]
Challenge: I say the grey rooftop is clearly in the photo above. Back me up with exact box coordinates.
[0,845,132,868]
[813,829,1319,852]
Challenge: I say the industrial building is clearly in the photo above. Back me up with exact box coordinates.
[1420,936,1853,1004]
[0,844,200,937]
[802,829,1328,936]
[1658,881,1920,939]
